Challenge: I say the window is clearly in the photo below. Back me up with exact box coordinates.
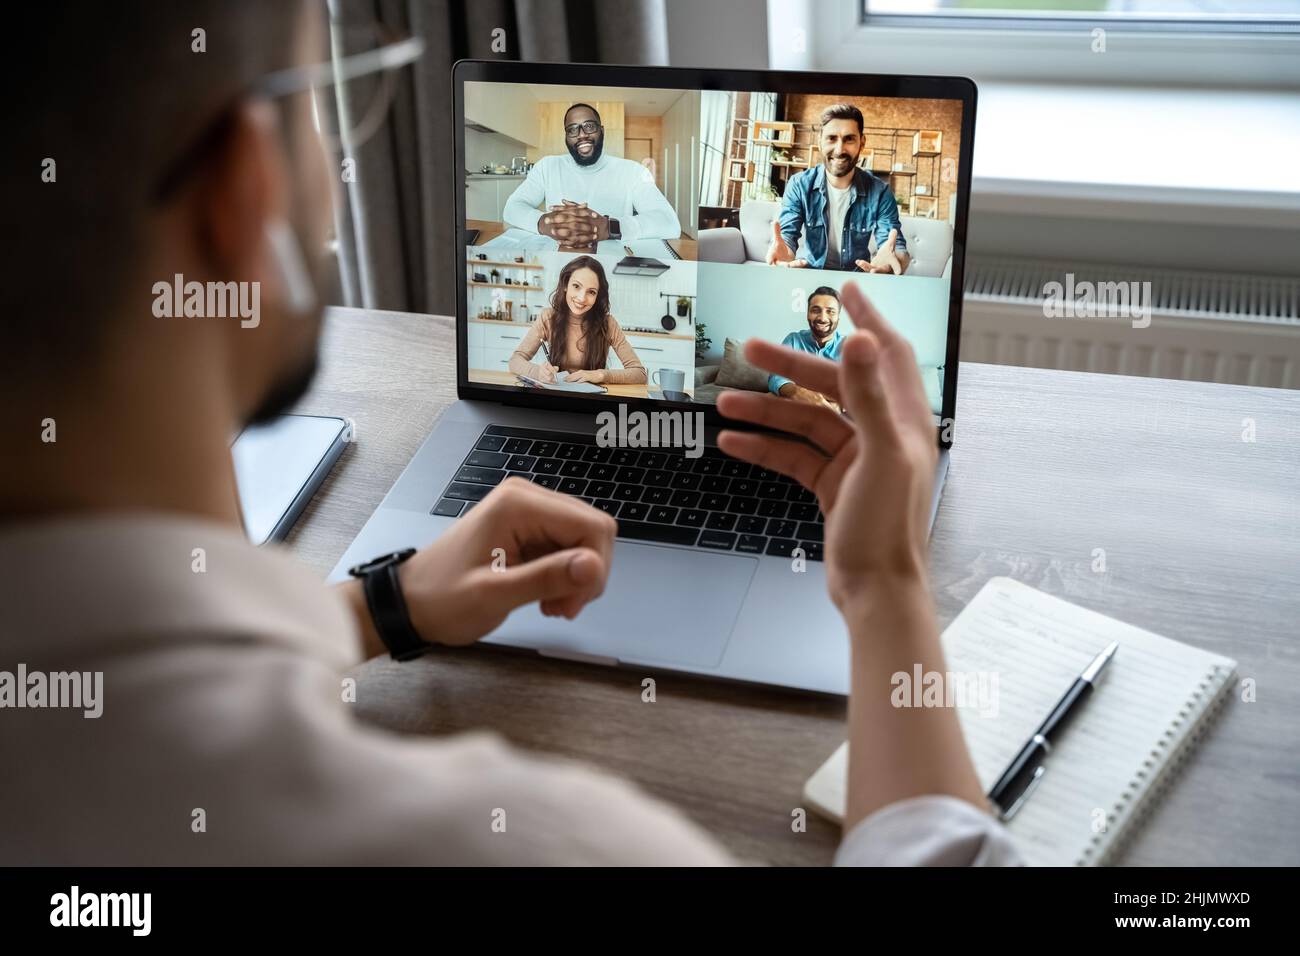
[862,0,1300,32]
[771,0,1300,86]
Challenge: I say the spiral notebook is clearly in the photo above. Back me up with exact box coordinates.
[803,577,1237,866]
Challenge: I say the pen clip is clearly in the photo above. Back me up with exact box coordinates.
[998,764,1047,822]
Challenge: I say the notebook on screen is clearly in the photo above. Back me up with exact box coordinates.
[804,578,1237,866]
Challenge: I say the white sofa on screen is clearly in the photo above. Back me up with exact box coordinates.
[699,199,954,279]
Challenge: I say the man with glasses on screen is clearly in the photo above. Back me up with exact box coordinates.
[502,103,681,249]
[1,2,1016,868]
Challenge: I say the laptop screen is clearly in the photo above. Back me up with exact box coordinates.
[461,76,965,424]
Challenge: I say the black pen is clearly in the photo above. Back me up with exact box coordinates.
[987,640,1118,821]
[537,340,557,381]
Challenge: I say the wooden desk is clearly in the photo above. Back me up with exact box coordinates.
[668,237,697,260]
[288,306,1300,866]
[467,218,697,261]
[466,219,505,244]
[470,368,691,401]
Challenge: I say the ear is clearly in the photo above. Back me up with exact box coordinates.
[196,100,288,282]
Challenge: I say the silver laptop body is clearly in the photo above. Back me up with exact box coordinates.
[328,61,976,696]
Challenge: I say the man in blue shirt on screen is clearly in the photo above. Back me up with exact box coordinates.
[769,287,846,411]
[766,104,910,275]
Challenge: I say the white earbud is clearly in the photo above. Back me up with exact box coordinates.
[264,220,316,315]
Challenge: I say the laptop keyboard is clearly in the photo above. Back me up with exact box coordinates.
[432,425,824,560]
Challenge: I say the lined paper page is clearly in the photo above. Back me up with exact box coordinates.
[948,578,1234,864]
[804,578,1236,866]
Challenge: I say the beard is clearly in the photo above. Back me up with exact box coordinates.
[567,132,604,167]
[810,320,837,342]
[244,206,326,427]
[824,146,859,176]
[244,348,320,427]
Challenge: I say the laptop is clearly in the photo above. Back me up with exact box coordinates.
[327,61,977,695]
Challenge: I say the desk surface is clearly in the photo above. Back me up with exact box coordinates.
[470,369,691,400]
[288,306,1300,866]
[467,218,698,260]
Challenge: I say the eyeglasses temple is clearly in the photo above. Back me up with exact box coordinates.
[256,35,425,99]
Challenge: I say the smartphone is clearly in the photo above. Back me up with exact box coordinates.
[232,414,352,545]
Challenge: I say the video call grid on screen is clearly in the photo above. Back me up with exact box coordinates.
[457,68,970,423]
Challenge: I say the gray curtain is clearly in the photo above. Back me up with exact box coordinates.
[328,0,670,317]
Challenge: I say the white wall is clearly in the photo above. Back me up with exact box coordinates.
[464,81,539,147]
[465,128,530,172]
[540,252,698,329]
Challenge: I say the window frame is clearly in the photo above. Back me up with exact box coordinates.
[861,0,1300,36]
[767,0,1300,87]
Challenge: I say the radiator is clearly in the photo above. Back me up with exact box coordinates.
[960,256,1300,389]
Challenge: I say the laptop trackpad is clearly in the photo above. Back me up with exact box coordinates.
[486,541,758,670]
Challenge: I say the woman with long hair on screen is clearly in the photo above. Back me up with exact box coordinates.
[508,255,647,386]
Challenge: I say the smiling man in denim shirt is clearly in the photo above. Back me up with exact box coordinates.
[766,104,910,275]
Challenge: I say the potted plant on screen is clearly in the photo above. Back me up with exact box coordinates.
[695,320,712,362]
[676,296,691,319]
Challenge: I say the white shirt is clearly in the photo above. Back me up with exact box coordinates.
[0,513,1022,866]
[825,182,853,268]
[502,152,681,241]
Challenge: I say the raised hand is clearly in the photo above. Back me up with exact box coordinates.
[854,228,904,275]
[716,282,936,609]
[765,219,806,268]
[719,283,990,828]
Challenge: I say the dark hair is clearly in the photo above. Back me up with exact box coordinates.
[547,256,612,371]
[819,104,864,135]
[808,286,841,307]
[564,102,602,126]
[7,1,310,379]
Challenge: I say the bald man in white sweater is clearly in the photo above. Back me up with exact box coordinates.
[502,103,681,246]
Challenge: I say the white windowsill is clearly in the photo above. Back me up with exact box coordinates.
[971,83,1300,229]
[762,0,1300,229]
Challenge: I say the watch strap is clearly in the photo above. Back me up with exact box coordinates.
[361,562,431,661]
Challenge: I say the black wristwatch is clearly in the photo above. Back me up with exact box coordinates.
[347,548,432,661]
[607,217,621,240]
